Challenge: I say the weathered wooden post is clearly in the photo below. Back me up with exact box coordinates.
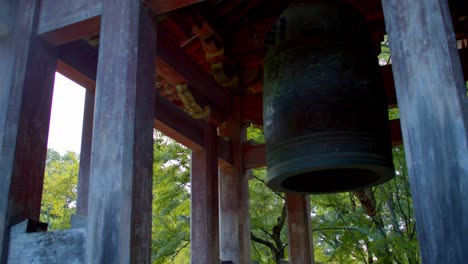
[219,97,251,264]
[286,194,314,264]
[85,1,156,263]
[75,90,94,218]
[382,0,468,262]
[191,125,220,263]
[0,1,57,263]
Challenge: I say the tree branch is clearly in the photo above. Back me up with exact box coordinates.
[252,174,285,201]
[251,231,277,254]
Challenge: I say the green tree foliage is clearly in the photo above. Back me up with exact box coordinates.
[40,125,420,263]
[312,147,419,264]
[250,169,288,264]
[40,149,79,230]
[245,123,419,263]
[151,131,191,264]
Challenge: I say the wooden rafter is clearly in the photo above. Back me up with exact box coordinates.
[56,40,232,165]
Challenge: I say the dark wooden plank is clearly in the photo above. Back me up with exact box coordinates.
[381,65,397,108]
[460,48,468,80]
[286,194,314,264]
[157,28,232,116]
[145,0,204,14]
[0,1,57,262]
[190,125,220,264]
[37,0,206,45]
[154,93,205,150]
[86,3,155,263]
[56,40,99,90]
[219,97,251,263]
[56,60,96,91]
[382,0,468,263]
[242,143,266,169]
[55,40,232,163]
[217,137,232,166]
[389,119,403,146]
[76,91,94,216]
[240,93,263,124]
[37,0,101,45]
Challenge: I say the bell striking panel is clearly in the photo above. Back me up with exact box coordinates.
[263,0,394,193]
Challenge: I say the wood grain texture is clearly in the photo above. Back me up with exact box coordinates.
[219,97,251,264]
[190,125,220,264]
[86,3,155,263]
[37,0,101,45]
[382,0,468,263]
[286,194,314,264]
[55,40,233,163]
[56,40,99,90]
[0,1,57,262]
[157,28,232,117]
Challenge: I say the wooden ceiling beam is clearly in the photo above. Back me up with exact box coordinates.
[37,0,205,45]
[157,28,232,117]
[242,119,404,170]
[154,93,204,150]
[57,40,99,90]
[145,0,205,15]
[56,40,233,165]
[38,0,101,45]
[41,8,233,120]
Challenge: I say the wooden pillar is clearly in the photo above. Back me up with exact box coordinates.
[191,125,220,263]
[75,90,94,216]
[286,194,314,264]
[0,1,57,263]
[382,0,468,263]
[219,96,251,264]
[85,2,156,263]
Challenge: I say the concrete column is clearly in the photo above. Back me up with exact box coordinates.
[0,1,57,263]
[286,194,314,264]
[191,125,220,263]
[85,2,156,263]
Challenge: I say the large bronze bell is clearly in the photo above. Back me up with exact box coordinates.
[263,0,394,193]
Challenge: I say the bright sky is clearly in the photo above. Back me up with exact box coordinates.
[47,73,85,154]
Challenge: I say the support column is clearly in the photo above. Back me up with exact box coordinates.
[75,90,94,216]
[382,0,468,263]
[286,194,314,264]
[86,2,156,263]
[0,1,57,263]
[191,125,220,263]
[219,96,251,264]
